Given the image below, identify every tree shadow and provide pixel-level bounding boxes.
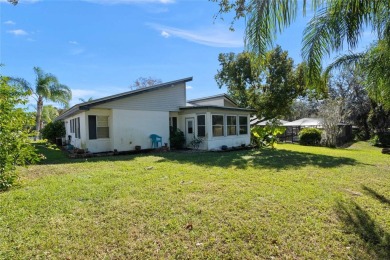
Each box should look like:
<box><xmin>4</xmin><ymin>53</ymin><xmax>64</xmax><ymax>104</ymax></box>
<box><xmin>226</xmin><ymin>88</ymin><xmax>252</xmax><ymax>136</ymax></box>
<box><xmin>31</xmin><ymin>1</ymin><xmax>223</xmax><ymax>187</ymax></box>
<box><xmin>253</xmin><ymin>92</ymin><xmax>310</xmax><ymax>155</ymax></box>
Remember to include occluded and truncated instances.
<box><xmin>336</xmin><ymin>200</ymin><xmax>390</xmax><ymax>259</ymax></box>
<box><xmin>156</xmin><ymin>148</ymin><xmax>357</xmax><ymax>170</ymax></box>
<box><xmin>362</xmin><ymin>185</ymin><xmax>390</xmax><ymax>205</ymax></box>
<box><xmin>34</xmin><ymin>144</ymin><xmax>141</xmax><ymax>165</ymax></box>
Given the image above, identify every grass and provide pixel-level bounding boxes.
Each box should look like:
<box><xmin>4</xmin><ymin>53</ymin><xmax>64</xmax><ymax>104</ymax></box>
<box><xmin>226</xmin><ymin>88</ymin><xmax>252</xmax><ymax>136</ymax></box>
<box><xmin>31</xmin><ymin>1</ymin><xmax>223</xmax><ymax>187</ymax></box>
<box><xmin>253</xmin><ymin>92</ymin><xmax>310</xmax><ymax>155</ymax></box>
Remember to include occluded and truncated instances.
<box><xmin>0</xmin><ymin>142</ymin><xmax>389</xmax><ymax>259</ymax></box>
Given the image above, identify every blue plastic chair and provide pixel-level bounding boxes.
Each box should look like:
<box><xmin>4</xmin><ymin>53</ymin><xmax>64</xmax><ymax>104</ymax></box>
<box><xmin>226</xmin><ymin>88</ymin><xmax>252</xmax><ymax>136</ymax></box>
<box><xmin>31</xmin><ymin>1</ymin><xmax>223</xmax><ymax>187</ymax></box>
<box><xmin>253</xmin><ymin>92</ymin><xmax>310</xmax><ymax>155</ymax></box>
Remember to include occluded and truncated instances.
<box><xmin>150</xmin><ymin>134</ymin><xmax>162</xmax><ymax>148</ymax></box>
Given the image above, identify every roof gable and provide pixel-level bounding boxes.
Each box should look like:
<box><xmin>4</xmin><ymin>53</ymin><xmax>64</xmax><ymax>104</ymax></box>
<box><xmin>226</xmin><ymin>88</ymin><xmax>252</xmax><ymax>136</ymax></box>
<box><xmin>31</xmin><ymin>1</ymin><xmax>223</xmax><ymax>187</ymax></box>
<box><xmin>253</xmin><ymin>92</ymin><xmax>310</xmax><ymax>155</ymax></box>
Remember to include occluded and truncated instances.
<box><xmin>187</xmin><ymin>94</ymin><xmax>238</xmax><ymax>108</ymax></box>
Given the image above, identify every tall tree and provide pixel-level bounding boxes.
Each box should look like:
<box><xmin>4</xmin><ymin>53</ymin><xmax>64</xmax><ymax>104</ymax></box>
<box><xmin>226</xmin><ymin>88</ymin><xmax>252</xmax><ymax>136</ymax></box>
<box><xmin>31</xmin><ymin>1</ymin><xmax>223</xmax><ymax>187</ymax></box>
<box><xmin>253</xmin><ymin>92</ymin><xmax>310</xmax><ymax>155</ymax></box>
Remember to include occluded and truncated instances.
<box><xmin>130</xmin><ymin>77</ymin><xmax>162</xmax><ymax>90</ymax></box>
<box><xmin>215</xmin><ymin>52</ymin><xmax>260</xmax><ymax>107</ymax></box>
<box><xmin>212</xmin><ymin>0</ymin><xmax>390</xmax><ymax>97</ymax></box>
<box><xmin>11</xmin><ymin>67</ymin><xmax>72</xmax><ymax>136</ymax></box>
<box><xmin>42</xmin><ymin>105</ymin><xmax>60</xmax><ymax>125</ymax></box>
<box><xmin>216</xmin><ymin>46</ymin><xmax>306</xmax><ymax>119</ymax></box>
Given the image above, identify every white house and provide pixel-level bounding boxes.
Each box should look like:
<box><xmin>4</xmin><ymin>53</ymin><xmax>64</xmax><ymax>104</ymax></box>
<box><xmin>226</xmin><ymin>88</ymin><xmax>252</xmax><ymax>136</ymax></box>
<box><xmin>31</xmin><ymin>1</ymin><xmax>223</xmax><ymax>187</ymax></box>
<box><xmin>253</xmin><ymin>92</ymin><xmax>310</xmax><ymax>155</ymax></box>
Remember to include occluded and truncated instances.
<box><xmin>55</xmin><ymin>77</ymin><xmax>254</xmax><ymax>153</ymax></box>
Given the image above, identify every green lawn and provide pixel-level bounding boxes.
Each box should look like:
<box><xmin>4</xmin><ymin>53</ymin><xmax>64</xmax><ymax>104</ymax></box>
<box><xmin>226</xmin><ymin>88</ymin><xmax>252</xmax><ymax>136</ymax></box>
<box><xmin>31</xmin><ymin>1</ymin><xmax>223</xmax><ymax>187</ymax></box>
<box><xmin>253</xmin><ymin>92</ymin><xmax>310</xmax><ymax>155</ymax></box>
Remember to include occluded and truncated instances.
<box><xmin>1</xmin><ymin>142</ymin><xmax>389</xmax><ymax>259</ymax></box>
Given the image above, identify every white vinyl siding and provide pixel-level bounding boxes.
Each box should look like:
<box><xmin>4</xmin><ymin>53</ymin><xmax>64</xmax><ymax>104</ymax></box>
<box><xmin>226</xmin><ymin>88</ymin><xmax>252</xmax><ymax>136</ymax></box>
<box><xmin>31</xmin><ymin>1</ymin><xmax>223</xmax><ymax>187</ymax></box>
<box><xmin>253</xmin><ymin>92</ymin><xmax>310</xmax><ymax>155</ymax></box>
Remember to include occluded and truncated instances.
<box><xmin>94</xmin><ymin>83</ymin><xmax>186</xmax><ymax>112</ymax></box>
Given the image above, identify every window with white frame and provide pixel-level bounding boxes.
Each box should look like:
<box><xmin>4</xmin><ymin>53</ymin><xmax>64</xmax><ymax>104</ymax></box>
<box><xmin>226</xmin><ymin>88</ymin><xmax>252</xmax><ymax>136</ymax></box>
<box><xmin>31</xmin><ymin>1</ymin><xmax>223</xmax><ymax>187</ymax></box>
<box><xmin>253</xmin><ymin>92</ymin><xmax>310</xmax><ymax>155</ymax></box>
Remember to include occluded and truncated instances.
<box><xmin>70</xmin><ymin>117</ymin><xmax>80</xmax><ymax>138</ymax></box>
<box><xmin>239</xmin><ymin>116</ymin><xmax>248</xmax><ymax>135</ymax></box>
<box><xmin>227</xmin><ymin>115</ymin><xmax>237</xmax><ymax>135</ymax></box>
<box><xmin>88</xmin><ymin>115</ymin><xmax>109</xmax><ymax>139</ymax></box>
<box><xmin>212</xmin><ymin>115</ymin><xmax>224</xmax><ymax>137</ymax></box>
<box><xmin>197</xmin><ymin>114</ymin><xmax>206</xmax><ymax>137</ymax></box>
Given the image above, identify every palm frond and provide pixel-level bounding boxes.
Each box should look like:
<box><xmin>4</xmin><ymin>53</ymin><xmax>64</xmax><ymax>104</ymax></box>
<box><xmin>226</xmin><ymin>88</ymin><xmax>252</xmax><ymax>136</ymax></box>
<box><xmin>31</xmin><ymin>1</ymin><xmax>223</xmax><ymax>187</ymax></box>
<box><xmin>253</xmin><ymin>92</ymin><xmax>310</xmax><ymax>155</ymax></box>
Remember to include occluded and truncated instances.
<box><xmin>245</xmin><ymin>0</ymin><xmax>300</xmax><ymax>57</ymax></box>
<box><xmin>324</xmin><ymin>52</ymin><xmax>366</xmax><ymax>77</ymax></box>
<box><xmin>48</xmin><ymin>84</ymin><xmax>72</xmax><ymax>106</ymax></box>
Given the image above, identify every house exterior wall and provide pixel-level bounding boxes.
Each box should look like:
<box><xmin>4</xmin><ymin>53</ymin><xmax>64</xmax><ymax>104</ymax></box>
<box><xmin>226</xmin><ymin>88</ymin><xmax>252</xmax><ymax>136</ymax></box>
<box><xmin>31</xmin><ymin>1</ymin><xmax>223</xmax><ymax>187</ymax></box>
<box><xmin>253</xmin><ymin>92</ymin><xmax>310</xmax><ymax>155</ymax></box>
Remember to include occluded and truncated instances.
<box><xmin>84</xmin><ymin>109</ymin><xmax>112</xmax><ymax>153</ymax></box>
<box><xmin>189</xmin><ymin>97</ymin><xmax>237</xmax><ymax>108</ymax></box>
<box><xmin>94</xmin><ymin>83</ymin><xmax>186</xmax><ymax>112</ymax></box>
<box><xmin>64</xmin><ymin>112</ymin><xmax>86</xmax><ymax>150</ymax></box>
<box><xmin>179</xmin><ymin>108</ymin><xmax>251</xmax><ymax>150</ymax></box>
<box><xmin>111</xmin><ymin>109</ymin><xmax>169</xmax><ymax>151</ymax></box>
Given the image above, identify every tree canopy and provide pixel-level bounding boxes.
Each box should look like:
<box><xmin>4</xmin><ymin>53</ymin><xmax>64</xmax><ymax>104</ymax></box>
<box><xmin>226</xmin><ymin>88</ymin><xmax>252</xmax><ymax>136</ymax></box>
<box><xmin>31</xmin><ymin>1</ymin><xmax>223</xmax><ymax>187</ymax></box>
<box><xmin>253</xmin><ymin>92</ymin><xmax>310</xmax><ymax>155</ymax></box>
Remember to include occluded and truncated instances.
<box><xmin>216</xmin><ymin>46</ymin><xmax>307</xmax><ymax>120</ymax></box>
<box><xmin>212</xmin><ymin>0</ymin><xmax>390</xmax><ymax>107</ymax></box>
<box><xmin>11</xmin><ymin>67</ymin><xmax>71</xmax><ymax>136</ymax></box>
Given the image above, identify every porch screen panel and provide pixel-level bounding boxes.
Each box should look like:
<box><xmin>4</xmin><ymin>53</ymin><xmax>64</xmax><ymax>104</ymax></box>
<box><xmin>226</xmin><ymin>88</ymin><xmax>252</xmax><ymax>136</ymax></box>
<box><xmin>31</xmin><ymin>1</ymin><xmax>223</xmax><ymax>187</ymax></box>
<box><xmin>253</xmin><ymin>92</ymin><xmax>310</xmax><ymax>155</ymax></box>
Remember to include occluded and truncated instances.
<box><xmin>239</xmin><ymin>116</ymin><xmax>248</xmax><ymax>135</ymax></box>
<box><xmin>197</xmin><ymin>115</ymin><xmax>205</xmax><ymax>137</ymax></box>
<box><xmin>76</xmin><ymin>117</ymin><xmax>81</xmax><ymax>138</ymax></box>
<box><xmin>88</xmin><ymin>115</ymin><xmax>97</xmax><ymax>140</ymax></box>
<box><xmin>212</xmin><ymin>115</ymin><xmax>224</xmax><ymax>137</ymax></box>
<box><xmin>227</xmin><ymin>116</ymin><xmax>237</xmax><ymax>135</ymax></box>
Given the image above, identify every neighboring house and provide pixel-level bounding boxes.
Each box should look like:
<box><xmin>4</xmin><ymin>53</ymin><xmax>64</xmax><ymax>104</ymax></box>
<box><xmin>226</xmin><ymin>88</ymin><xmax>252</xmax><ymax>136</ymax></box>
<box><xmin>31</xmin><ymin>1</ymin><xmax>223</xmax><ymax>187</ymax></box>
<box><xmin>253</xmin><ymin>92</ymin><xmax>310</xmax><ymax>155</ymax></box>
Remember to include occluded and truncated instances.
<box><xmin>282</xmin><ymin>117</ymin><xmax>353</xmax><ymax>143</ymax></box>
<box><xmin>250</xmin><ymin>117</ymin><xmax>290</xmax><ymax>127</ymax></box>
<box><xmin>55</xmin><ymin>77</ymin><xmax>254</xmax><ymax>153</ymax></box>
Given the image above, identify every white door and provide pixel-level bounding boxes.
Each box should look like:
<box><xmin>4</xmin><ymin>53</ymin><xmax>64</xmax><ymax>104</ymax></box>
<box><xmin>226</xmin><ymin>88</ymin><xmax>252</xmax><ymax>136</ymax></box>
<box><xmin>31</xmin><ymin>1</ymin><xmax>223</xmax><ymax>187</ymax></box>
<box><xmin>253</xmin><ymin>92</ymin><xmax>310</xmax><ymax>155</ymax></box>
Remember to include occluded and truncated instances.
<box><xmin>185</xmin><ymin>118</ymin><xmax>195</xmax><ymax>146</ymax></box>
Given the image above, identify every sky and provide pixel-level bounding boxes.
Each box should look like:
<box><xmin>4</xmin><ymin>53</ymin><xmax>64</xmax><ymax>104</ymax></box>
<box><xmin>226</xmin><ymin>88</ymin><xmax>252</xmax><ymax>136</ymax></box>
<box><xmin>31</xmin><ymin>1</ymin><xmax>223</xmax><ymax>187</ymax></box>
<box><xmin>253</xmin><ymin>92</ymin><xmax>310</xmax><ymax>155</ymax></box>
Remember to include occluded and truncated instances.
<box><xmin>0</xmin><ymin>0</ymin><xmax>375</xmax><ymax>109</ymax></box>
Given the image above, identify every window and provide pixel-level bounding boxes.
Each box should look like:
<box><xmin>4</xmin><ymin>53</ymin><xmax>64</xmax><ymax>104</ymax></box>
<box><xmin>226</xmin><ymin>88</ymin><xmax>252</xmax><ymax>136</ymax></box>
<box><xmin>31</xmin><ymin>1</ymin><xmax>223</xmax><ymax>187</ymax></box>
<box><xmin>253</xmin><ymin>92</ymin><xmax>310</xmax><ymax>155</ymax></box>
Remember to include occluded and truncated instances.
<box><xmin>197</xmin><ymin>115</ymin><xmax>206</xmax><ymax>137</ymax></box>
<box><xmin>97</xmin><ymin>116</ymin><xmax>109</xmax><ymax>138</ymax></box>
<box><xmin>239</xmin><ymin>116</ymin><xmax>248</xmax><ymax>135</ymax></box>
<box><xmin>76</xmin><ymin>117</ymin><xmax>80</xmax><ymax>138</ymax></box>
<box><xmin>88</xmin><ymin>115</ymin><xmax>109</xmax><ymax>139</ymax></box>
<box><xmin>169</xmin><ymin>117</ymin><xmax>177</xmax><ymax>135</ymax></box>
<box><xmin>227</xmin><ymin>116</ymin><xmax>237</xmax><ymax>135</ymax></box>
<box><xmin>212</xmin><ymin>115</ymin><xmax>224</xmax><ymax>137</ymax></box>
<box><xmin>70</xmin><ymin>119</ymin><xmax>74</xmax><ymax>133</ymax></box>
<box><xmin>187</xmin><ymin>120</ymin><xmax>193</xmax><ymax>134</ymax></box>
<box><xmin>70</xmin><ymin>117</ymin><xmax>80</xmax><ymax>138</ymax></box>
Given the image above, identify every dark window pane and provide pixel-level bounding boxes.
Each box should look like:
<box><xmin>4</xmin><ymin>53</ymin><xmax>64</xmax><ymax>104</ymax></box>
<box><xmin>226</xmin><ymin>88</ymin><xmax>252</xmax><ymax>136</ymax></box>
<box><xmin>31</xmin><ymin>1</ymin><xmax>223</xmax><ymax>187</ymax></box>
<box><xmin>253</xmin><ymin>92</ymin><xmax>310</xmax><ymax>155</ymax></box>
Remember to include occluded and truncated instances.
<box><xmin>88</xmin><ymin>115</ymin><xmax>97</xmax><ymax>140</ymax></box>
<box><xmin>239</xmin><ymin>126</ymin><xmax>248</xmax><ymax>135</ymax></box>
<box><xmin>212</xmin><ymin>115</ymin><xmax>223</xmax><ymax>125</ymax></box>
<box><xmin>227</xmin><ymin>126</ymin><xmax>237</xmax><ymax>135</ymax></box>
<box><xmin>239</xmin><ymin>116</ymin><xmax>248</xmax><ymax>125</ymax></box>
<box><xmin>172</xmin><ymin>117</ymin><xmax>177</xmax><ymax>130</ymax></box>
<box><xmin>227</xmin><ymin>116</ymin><xmax>236</xmax><ymax>125</ymax></box>
<box><xmin>197</xmin><ymin>115</ymin><xmax>205</xmax><ymax>125</ymax></box>
<box><xmin>188</xmin><ymin>120</ymin><xmax>193</xmax><ymax>134</ymax></box>
<box><xmin>213</xmin><ymin>126</ymin><xmax>224</xmax><ymax>136</ymax></box>
<box><xmin>198</xmin><ymin>126</ymin><xmax>205</xmax><ymax>137</ymax></box>
<box><xmin>77</xmin><ymin>117</ymin><xmax>80</xmax><ymax>138</ymax></box>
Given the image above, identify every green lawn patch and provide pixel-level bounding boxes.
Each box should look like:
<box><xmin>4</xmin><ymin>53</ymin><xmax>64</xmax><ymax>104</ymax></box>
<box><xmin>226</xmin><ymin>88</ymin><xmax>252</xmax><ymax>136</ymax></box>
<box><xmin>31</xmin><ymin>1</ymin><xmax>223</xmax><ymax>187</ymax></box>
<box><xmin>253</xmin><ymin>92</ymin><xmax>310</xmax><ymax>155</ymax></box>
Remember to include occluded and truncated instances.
<box><xmin>1</xmin><ymin>142</ymin><xmax>389</xmax><ymax>259</ymax></box>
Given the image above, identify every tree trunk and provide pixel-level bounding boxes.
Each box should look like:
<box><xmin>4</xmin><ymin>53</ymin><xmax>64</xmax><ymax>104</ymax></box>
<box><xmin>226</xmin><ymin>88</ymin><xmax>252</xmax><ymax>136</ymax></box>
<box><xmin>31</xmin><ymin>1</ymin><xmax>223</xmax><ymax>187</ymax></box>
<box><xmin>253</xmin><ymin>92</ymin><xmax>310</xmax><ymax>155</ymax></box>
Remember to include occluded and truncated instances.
<box><xmin>36</xmin><ymin>96</ymin><xmax>43</xmax><ymax>139</ymax></box>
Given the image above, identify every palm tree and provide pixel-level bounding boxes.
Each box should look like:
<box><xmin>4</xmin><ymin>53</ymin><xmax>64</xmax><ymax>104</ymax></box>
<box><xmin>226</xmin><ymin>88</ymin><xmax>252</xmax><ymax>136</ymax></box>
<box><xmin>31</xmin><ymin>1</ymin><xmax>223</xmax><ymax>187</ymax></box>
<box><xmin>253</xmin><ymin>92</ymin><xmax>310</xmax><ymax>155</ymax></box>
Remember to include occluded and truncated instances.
<box><xmin>11</xmin><ymin>67</ymin><xmax>72</xmax><ymax>136</ymax></box>
<box><xmin>214</xmin><ymin>0</ymin><xmax>390</xmax><ymax>92</ymax></box>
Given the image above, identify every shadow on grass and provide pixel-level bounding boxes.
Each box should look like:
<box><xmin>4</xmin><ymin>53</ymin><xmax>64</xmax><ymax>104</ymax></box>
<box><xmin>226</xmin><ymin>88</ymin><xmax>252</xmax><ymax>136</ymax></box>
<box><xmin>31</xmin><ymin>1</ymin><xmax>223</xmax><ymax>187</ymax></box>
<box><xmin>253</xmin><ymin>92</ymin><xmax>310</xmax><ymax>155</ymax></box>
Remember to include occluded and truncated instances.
<box><xmin>156</xmin><ymin>148</ymin><xmax>358</xmax><ymax>170</ymax></box>
<box><xmin>362</xmin><ymin>185</ymin><xmax>390</xmax><ymax>205</ymax></box>
<box><xmin>336</xmin><ymin>200</ymin><xmax>390</xmax><ymax>259</ymax></box>
<box><xmin>36</xmin><ymin>144</ymin><xmax>357</xmax><ymax>171</ymax></box>
<box><xmin>34</xmin><ymin>144</ymin><xmax>140</xmax><ymax>165</ymax></box>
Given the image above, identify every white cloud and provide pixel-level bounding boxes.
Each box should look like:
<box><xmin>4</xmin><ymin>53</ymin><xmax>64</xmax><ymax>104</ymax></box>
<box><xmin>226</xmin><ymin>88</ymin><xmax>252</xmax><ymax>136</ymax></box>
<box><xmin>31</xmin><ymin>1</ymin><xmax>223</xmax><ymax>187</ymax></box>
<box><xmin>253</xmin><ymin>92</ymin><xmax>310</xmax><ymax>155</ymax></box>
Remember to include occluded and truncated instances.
<box><xmin>149</xmin><ymin>23</ymin><xmax>244</xmax><ymax>48</ymax></box>
<box><xmin>69</xmin><ymin>40</ymin><xmax>79</xmax><ymax>45</ymax></box>
<box><xmin>186</xmin><ymin>85</ymin><xmax>193</xmax><ymax>90</ymax></box>
<box><xmin>7</xmin><ymin>29</ymin><xmax>28</xmax><ymax>36</ymax></box>
<box><xmin>161</xmin><ymin>30</ymin><xmax>170</xmax><ymax>38</ymax></box>
<box><xmin>4</xmin><ymin>20</ymin><xmax>15</xmax><ymax>25</ymax></box>
<box><xmin>69</xmin><ymin>48</ymin><xmax>85</xmax><ymax>55</ymax></box>
<box><xmin>82</xmin><ymin>0</ymin><xmax>174</xmax><ymax>4</ymax></box>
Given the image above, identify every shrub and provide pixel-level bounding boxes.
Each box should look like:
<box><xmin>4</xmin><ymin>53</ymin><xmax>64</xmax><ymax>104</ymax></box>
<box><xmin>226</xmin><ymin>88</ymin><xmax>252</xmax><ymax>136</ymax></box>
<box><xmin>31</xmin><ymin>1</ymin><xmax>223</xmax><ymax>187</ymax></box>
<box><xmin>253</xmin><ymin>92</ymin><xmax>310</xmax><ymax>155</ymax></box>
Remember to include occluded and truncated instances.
<box><xmin>299</xmin><ymin>128</ymin><xmax>322</xmax><ymax>146</ymax></box>
<box><xmin>371</xmin><ymin>132</ymin><xmax>390</xmax><ymax>147</ymax></box>
<box><xmin>41</xmin><ymin>120</ymin><xmax>66</xmax><ymax>144</ymax></box>
<box><xmin>1</xmin><ymin>78</ymin><xmax>39</xmax><ymax>191</ymax></box>
<box><xmin>251</xmin><ymin>119</ymin><xmax>286</xmax><ymax>149</ymax></box>
<box><xmin>169</xmin><ymin>129</ymin><xmax>185</xmax><ymax>149</ymax></box>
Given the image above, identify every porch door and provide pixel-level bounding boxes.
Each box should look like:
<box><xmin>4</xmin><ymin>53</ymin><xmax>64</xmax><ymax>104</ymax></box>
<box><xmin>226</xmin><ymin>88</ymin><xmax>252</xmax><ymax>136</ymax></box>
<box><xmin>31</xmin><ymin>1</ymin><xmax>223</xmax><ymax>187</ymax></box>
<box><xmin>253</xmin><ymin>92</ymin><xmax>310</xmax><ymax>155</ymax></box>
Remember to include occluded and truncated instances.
<box><xmin>185</xmin><ymin>118</ymin><xmax>195</xmax><ymax>146</ymax></box>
